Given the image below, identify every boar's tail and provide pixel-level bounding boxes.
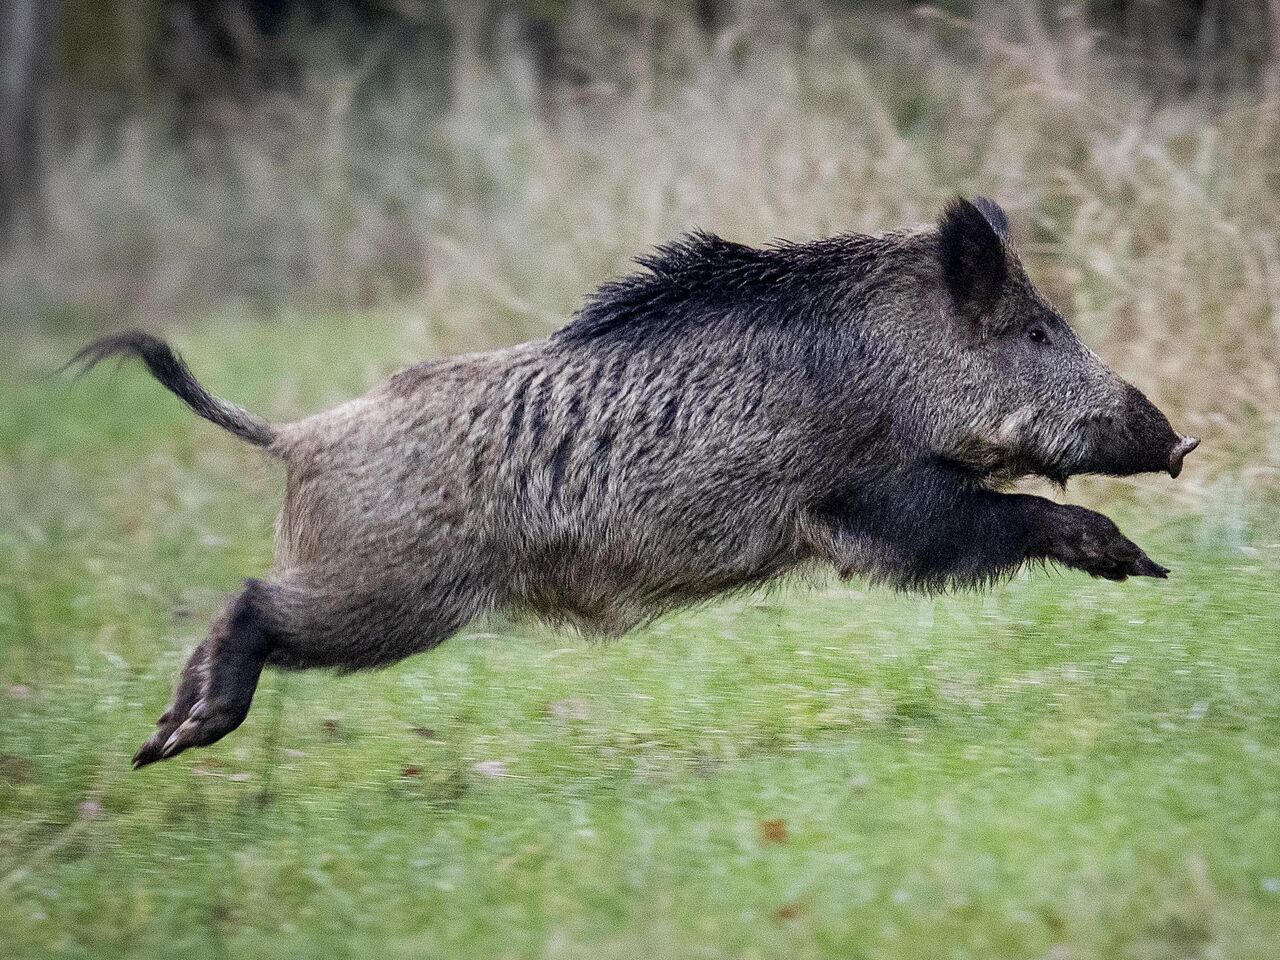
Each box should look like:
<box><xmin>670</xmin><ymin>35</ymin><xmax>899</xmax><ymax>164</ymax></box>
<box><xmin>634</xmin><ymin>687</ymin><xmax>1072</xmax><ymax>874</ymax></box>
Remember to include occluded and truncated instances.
<box><xmin>66</xmin><ymin>330</ymin><xmax>277</xmax><ymax>449</ymax></box>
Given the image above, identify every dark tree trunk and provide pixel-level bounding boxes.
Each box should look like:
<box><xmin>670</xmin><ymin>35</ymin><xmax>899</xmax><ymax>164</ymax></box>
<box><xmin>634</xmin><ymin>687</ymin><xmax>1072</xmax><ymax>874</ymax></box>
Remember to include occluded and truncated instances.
<box><xmin>0</xmin><ymin>0</ymin><xmax>59</xmax><ymax>251</ymax></box>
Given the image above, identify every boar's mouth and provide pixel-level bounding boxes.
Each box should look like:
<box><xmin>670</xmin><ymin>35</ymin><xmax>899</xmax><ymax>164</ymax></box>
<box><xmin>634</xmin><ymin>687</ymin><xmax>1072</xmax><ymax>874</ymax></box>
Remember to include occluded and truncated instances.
<box><xmin>937</xmin><ymin>420</ymin><xmax>1068</xmax><ymax>486</ymax></box>
<box><xmin>941</xmin><ymin>398</ymin><xmax>1198</xmax><ymax>485</ymax></box>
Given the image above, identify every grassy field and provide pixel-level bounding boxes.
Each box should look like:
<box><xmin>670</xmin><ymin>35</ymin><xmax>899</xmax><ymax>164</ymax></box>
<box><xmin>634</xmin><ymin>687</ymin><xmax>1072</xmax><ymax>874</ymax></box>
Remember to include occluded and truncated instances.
<box><xmin>1</xmin><ymin>317</ymin><xmax>1278</xmax><ymax>959</ymax></box>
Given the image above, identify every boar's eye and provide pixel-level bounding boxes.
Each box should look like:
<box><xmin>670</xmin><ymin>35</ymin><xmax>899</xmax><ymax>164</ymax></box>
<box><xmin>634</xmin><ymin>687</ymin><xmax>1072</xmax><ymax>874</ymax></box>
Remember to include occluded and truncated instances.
<box><xmin>1028</xmin><ymin>327</ymin><xmax>1049</xmax><ymax>345</ymax></box>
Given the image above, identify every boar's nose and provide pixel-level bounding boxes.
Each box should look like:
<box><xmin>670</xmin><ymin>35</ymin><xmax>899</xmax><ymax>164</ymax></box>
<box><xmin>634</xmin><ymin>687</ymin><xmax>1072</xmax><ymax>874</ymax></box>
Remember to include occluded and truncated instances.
<box><xmin>1168</xmin><ymin>436</ymin><xmax>1199</xmax><ymax>478</ymax></box>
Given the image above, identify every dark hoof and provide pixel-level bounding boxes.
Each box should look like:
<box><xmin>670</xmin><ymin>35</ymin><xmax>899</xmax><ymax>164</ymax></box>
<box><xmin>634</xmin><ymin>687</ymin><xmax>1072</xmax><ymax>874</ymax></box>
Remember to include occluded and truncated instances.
<box><xmin>132</xmin><ymin>735</ymin><xmax>169</xmax><ymax>769</ymax></box>
<box><xmin>1131</xmin><ymin>553</ymin><xmax>1169</xmax><ymax>579</ymax></box>
<box><xmin>133</xmin><ymin>696</ymin><xmax>250</xmax><ymax>769</ymax></box>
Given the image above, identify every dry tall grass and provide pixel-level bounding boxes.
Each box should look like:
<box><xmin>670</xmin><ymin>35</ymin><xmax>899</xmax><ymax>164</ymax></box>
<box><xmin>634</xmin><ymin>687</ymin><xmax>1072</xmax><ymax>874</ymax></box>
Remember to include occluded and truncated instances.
<box><xmin>3</xmin><ymin>7</ymin><xmax>1277</xmax><ymax>496</ymax></box>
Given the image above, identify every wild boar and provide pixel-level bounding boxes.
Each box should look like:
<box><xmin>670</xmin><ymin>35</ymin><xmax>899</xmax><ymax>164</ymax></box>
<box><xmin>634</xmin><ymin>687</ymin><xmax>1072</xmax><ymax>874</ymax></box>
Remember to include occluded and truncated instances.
<box><xmin>71</xmin><ymin>197</ymin><xmax>1198</xmax><ymax>767</ymax></box>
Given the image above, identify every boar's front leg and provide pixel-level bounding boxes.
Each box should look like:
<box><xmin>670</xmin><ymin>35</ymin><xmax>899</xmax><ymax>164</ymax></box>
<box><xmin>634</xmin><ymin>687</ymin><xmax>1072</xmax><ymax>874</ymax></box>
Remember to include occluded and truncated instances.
<box><xmin>1027</xmin><ymin>500</ymin><xmax>1168</xmax><ymax>582</ymax></box>
<box><xmin>808</xmin><ymin>477</ymin><xmax>1166</xmax><ymax>588</ymax></box>
<box><xmin>936</xmin><ymin>492</ymin><xmax>1169</xmax><ymax>584</ymax></box>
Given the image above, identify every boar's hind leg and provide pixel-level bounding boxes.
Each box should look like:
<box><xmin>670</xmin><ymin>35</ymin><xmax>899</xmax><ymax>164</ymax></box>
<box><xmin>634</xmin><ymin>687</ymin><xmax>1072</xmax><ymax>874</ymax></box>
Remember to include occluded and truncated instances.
<box><xmin>133</xmin><ymin>580</ymin><xmax>276</xmax><ymax>768</ymax></box>
<box><xmin>260</xmin><ymin>572</ymin><xmax>484</xmax><ymax>672</ymax></box>
<box><xmin>132</xmin><ymin>572</ymin><xmax>486</xmax><ymax>767</ymax></box>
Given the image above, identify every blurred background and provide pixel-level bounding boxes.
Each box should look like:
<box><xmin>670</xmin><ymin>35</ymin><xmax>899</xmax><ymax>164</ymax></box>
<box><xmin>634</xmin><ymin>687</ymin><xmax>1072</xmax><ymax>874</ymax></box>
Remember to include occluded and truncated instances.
<box><xmin>2</xmin><ymin>1</ymin><xmax>1278</xmax><ymax>502</ymax></box>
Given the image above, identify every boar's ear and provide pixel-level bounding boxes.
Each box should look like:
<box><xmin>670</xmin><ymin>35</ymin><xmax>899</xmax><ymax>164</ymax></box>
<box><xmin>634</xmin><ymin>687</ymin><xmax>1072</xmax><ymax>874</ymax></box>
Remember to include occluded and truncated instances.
<box><xmin>937</xmin><ymin>197</ymin><xmax>1009</xmax><ymax>328</ymax></box>
<box><xmin>970</xmin><ymin>196</ymin><xmax>1009</xmax><ymax>238</ymax></box>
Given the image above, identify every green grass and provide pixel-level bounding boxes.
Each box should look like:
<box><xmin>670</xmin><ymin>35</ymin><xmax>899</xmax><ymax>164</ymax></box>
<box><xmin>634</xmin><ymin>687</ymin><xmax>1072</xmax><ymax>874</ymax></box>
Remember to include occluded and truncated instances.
<box><xmin>2</xmin><ymin>318</ymin><xmax>1279</xmax><ymax>960</ymax></box>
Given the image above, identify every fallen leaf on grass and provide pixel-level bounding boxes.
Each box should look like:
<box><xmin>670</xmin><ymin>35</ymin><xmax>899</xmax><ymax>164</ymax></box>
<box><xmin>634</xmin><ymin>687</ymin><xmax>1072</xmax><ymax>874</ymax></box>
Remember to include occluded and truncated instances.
<box><xmin>776</xmin><ymin>902</ymin><xmax>804</xmax><ymax>921</ymax></box>
<box><xmin>211</xmin><ymin>903</ymin><xmax>240</xmax><ymax>929</ymax></box>
<box><xmin>760</xmin><ymin>819</ymin><xmax>787</xmax><ymax>843</ymax></box>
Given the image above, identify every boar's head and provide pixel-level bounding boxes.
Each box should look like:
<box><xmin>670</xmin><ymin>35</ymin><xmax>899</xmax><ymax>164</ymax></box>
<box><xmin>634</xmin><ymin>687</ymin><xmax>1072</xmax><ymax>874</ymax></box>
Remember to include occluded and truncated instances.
<box><xmin>923</xmin><ymin>197</ymin><xmax>1197</xmax><ymax>484</ymax></box>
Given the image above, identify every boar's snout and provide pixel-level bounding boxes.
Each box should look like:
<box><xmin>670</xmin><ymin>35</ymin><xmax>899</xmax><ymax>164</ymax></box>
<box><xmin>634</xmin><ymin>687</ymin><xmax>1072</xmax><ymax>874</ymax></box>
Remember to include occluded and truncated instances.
<box><xmin>1167</xmin><ymin>435</ymin><xmax>1199</xmax><ymax>478</ymax></box>
<box><xmin>1082</xmin><ymin>384</ymin><xmax>1196</xmax><ymax>479</ymax></box>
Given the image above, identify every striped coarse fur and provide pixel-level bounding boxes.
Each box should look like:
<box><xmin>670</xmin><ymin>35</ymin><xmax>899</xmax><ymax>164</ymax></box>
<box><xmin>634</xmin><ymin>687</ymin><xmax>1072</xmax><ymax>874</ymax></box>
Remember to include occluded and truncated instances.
<box><xmin>72</xmin><ymin>198</ymin><xmax>1197</xmax><ymax>769</ymax></box>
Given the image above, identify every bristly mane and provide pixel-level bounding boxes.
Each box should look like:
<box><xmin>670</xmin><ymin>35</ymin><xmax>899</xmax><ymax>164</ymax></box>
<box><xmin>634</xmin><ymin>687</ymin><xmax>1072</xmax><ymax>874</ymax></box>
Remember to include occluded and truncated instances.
<box><xmin>553</xmin><ymin>229</ymin><xmax>888</xmax><ymax>345</ymax></box>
